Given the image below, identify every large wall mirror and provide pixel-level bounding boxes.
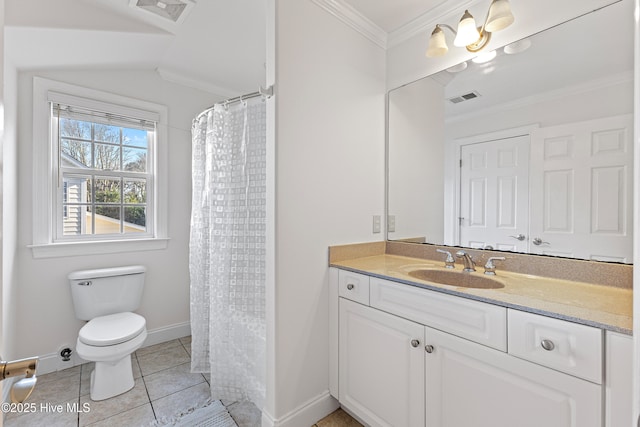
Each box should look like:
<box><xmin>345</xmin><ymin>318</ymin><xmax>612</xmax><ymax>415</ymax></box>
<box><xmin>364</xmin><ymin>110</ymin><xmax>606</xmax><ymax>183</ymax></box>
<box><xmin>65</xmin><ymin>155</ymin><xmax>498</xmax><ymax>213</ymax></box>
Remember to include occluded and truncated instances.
<box><xmin>387</xmin><ymin>0</ymin><xmax>633</xmax><ymax>263</ymax></box>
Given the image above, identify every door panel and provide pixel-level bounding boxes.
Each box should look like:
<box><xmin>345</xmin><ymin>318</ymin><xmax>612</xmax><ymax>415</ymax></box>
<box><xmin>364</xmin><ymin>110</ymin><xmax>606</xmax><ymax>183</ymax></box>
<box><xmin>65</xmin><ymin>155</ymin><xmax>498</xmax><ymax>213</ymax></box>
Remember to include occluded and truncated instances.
<box><xmin>529</xmin><ymin>114</ymin><xmax>633</xmax><ymax>262</ymax></box>
<box><xmin>459</xmin><ymin>136</ymin><xmax>529</xmax><ymax>251</ymax></box>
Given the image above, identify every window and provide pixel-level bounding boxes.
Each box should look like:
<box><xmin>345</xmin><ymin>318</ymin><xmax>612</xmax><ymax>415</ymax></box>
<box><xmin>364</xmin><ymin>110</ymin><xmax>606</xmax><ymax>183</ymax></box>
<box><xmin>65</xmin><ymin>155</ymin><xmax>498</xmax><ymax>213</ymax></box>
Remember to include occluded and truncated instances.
<box><xmin>54</xmin><ymin>103</ymin><xmax>153</xmax><ymax>239</ymax></box>
<box><xmin>31</xmin><ymin>77</ymin><xmax>168</xmax><ymax>258</ymax></box>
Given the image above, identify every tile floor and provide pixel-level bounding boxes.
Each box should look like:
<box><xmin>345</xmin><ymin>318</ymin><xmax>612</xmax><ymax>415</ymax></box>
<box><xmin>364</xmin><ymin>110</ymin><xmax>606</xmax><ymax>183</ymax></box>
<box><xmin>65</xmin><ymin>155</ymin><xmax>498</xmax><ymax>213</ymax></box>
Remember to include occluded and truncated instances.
<box><xmin>3</xmin><ymin>335</ymin><xmax>362</xmax><ymax>427</ymax></box>
<box><xmin>4</xmin><ymin>336</ymin><xmax>261</xmax><ymax>427</ymax></box>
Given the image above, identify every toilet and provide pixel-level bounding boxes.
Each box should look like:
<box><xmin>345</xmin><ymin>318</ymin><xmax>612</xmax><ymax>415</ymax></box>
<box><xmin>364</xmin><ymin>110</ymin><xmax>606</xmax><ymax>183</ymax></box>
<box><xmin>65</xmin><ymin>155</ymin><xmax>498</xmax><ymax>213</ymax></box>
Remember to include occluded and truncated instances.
<box><xmin>68</xmin><ymin>265</ymin><xmax>147</xmax><ymax>401</ymax></box>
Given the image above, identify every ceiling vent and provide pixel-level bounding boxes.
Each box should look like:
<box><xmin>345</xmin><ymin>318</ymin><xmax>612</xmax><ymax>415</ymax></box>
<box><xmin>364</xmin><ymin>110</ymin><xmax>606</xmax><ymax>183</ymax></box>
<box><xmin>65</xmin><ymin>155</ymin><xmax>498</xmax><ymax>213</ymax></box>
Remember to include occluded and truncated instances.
<box><xmin>130</xmin><ymin>0</ymin><xmax>195</xmax><ymax>24</ymax></box>
<box><xmin>448</xmin><ymin>91</ymin><xmax>481</xmax><ymax>104</ymax></box>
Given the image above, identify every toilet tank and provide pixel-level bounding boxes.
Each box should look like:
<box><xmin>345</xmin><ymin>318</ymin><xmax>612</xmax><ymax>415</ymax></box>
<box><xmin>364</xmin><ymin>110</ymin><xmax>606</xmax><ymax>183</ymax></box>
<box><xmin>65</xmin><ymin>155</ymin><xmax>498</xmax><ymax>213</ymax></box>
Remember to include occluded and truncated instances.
<box><xmin>68</xmin><ymin>265</ymin><xmax>146</xmax><ymax>321</ymax></box>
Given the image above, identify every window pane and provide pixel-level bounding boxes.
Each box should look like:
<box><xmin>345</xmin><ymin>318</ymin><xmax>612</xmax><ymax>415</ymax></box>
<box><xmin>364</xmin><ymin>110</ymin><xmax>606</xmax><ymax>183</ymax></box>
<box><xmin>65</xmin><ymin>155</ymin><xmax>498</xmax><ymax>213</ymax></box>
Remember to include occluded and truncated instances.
<box><xmin>124</xmin><ymin>207</ymin><xmax>146</xmax><ymax>233</ymax></box>
<box><xmin>61</xmin><ymin>139</ymin><xmax>92</xmax><ymax>168</ymax></box>
<box><xmin>60</xmin><ymin>118</ymin><xmax>91</xmax><ymax>140</ymax></box>
<box><xmin>94</xmin><ymin>178</ymin><xmax>121</xmax><ymax>203</ymax></box>
<box><xmin>62</xmin><ymin>204</ymin><xmax>87</xmax><ymax>236</ymax></box>
<box><xmin>124</xmin><ymin>179</ymin><xmax>146</xmax><ymax>203</ymax></box>
<box><xmin>123</xmin><ymin>128</ymin><xmax>148</xmax><ymax>148</ymax></box>
<box><xmin>94</xmin><ymin>143</ymin><xmax>121</xmax><ymax>171</ymax></box>
<box><xmin>123</xmin><ymin>147</ymin><xmax>147</xmax><ymax>172</ymax></box>
<box><xmin>62</xmin><ymin>174</ymin><xmax>91</xmax><ymax>204</ymax></box>
<box><xmin>93</xmin><ymin>205</ymin><xmax>121</xmax><ymax>234</ymax></box>
<box><xmin>94</xmin><ymin>124</ymin><xmax>121</xmax><ymax>144</ymax></box>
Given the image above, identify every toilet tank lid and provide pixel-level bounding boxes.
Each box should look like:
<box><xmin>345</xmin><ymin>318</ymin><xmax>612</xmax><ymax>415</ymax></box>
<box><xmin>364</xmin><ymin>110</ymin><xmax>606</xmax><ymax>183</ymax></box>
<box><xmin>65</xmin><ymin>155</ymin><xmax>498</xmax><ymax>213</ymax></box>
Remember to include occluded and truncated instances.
<box><xmin>68</xmin><ymin>265</ymin><xmax>146</xmax><ymax>280</ymax></box>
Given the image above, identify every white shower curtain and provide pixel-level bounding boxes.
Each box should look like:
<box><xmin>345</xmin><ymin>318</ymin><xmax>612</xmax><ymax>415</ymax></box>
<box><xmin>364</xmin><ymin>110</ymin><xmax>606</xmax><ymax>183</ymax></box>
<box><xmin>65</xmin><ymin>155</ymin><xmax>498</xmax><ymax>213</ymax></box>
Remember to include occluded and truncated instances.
<box><xmin>189</xmin><ymin>97</ymin><xmax>266</xmax><ymax>408</ymax></box>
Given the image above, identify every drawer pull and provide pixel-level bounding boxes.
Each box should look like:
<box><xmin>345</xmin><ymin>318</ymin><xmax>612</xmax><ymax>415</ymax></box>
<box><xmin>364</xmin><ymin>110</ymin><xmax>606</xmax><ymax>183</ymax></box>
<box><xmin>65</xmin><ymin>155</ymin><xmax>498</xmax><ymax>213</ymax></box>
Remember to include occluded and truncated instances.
<box><xmin>410</xmin><ymin>339</ymin><xmax>420</xmax><ymax>348</ymax></box>
<box><xmin>346</xmin><ymin>283</ymin><xmax>355</xmax><ymax>290</ymax></box>
<box><xmin>540</xmin><ymin>339</ymin><xmax>555</xmax><ymax>351</ymax></box>
<box><xmin>425</xmin><ymin>345</ymin><xmax>435</xmax><ymax>353</ymax></box>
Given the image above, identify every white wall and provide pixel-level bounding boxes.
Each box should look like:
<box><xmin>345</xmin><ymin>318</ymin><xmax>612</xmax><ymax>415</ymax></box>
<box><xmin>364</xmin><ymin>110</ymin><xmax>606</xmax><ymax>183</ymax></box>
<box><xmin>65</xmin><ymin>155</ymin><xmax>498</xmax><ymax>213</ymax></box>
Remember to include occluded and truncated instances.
<box><xmin>265</xmin><ymin>0</ymin><xmax>386</xmax><ymax>425</ymax></box>
<box><xmin>11</xmin><ymin>69</ymin><xmax>218</xmax><ymax>371</ymax></box>
<box><xmin>388</xmin><ymin>77</ymin><xmax>444</xmax><ymax>242</ymax></box>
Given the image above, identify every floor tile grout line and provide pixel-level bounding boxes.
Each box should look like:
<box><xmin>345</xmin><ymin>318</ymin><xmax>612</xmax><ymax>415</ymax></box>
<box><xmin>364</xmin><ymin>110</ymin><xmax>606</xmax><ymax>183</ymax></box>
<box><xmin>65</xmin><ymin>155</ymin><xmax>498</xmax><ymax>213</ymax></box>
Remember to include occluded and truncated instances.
<box><xmin>136</xmin><ymin>353</ymin><xmax>159</xmax><ymax>422</ymax></box>
<box><xmin>77</xmin><ymin>364</ymin><xmax>82</xmax><ymax>427</ymax></box>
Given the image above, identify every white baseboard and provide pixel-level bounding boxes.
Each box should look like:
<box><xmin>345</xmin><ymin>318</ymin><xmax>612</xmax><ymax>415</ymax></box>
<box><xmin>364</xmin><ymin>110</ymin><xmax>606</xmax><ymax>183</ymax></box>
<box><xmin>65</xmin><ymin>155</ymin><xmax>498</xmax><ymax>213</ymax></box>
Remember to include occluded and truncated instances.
<box><xmin>261</xmin><ymin>390</ymin><xmax>339</xmax><ymax>427</ymax></box>
<box><xmin>141</xmin><ymin>321</ymin><xmax>191</xmax><ymax>348</ymax></box>
<box><xmin>35</xmin><ymin>321</ymin><xmax>191</xmax><ymax>376</ymax></box>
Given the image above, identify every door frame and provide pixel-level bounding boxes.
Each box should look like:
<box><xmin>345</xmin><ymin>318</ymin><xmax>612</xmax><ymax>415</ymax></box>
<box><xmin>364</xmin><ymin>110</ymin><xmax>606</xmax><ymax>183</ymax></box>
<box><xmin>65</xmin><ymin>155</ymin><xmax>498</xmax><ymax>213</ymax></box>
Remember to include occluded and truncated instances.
<box><xmin>445</xmin><ymin>124</ymin><xmax>539</xmax><ymax>246</ymax></box>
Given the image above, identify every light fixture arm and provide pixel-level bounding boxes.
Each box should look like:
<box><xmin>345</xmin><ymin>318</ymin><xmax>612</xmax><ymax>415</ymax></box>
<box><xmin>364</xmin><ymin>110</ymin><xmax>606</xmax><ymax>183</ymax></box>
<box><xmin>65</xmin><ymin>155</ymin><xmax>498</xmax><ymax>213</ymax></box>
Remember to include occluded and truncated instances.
<box><xmin>436</xmin><ymin>23</ymin><xmax>458</xmax><ymax>36</ymax></box>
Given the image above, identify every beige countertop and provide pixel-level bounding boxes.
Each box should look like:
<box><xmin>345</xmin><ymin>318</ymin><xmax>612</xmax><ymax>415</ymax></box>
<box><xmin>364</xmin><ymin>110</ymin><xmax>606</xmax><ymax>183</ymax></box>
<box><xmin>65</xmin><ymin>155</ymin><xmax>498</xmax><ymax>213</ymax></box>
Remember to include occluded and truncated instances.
<box><xmin>330</xmin><ymin>253</ymin><xmax>632</xmax><ymax>334</ymax></box>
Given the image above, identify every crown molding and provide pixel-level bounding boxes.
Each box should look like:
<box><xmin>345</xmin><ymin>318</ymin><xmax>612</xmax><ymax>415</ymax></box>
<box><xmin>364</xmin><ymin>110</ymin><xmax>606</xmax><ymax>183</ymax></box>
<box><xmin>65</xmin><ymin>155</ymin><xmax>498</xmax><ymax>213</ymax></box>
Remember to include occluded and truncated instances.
<box><xmin>310</xmin><ymin>0</ymin><xmax>387</xmax><ymax>49</ymax></box>
<box><xmin>311</xmin><ymin>0</ymin><xmax>482</xmax><ymax>50</ymax></box>
<box><xmin>387</xmin><ymin>0</ymin><xmax>477</xmax><ymax>48</ymax></box>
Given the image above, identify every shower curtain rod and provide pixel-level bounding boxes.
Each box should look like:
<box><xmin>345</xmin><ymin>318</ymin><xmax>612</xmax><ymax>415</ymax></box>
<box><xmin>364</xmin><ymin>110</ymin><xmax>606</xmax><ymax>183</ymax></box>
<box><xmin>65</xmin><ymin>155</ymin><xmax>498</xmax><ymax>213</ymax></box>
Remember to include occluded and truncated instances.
<box><xmin>196</xmin><ymin>85</ymin><xmax>274</xmax><ymax>120</ymax></box>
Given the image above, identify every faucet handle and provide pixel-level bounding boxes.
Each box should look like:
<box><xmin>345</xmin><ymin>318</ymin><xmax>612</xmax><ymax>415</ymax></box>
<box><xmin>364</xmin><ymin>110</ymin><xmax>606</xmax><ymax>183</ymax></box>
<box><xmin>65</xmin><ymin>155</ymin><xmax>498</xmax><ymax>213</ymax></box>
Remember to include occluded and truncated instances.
<box><xmin>436</xmin><ymin>249</ymin><xmax>455</xmax><ymax>268</ymax></box>
<box><xmin>484</xmin><ymin>256</ymin><xmax>506</xmax><ymax>275</ymax></box>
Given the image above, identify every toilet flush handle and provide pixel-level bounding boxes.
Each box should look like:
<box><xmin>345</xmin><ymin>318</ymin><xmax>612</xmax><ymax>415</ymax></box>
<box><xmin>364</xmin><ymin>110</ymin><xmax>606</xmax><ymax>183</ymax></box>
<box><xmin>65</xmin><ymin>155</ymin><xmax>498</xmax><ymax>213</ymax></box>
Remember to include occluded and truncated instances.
<box><xmin>78</xmin><ymin>281</ymin><xmax>92</xmax><ymax>286</ymax></box>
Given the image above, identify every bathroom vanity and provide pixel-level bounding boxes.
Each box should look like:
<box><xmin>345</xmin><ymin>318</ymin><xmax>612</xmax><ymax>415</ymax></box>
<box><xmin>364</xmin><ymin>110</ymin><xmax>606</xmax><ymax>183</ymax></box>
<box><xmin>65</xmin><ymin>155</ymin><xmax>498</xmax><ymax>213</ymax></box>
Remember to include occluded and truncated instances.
<box><xmin>328</xmin><ymin>242</ymin><xmax>632</xmax><ymax>427</ymax></box>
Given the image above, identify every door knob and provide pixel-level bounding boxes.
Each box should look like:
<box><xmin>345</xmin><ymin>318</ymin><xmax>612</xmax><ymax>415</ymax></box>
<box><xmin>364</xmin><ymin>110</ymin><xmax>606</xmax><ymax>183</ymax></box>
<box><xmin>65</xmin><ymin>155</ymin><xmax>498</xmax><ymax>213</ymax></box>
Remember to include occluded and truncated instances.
<box><xmin>532</xmin><ymin>237</ymin><xmax>550</xmax><ymax>246</ymax></box>
<box><xmin>425</xmin><ymin>345</ymin><xmax>435</xmax><ymax>353</ymax></box>
<box><xmin>410</xmin><ymin>339</ymin><xmax>420</xmax><ymax>348</ymax></box>
<box><xmin>509</xmin><ymin>234</ymin><xmax>526</xmax><ymax>241</ymax></box>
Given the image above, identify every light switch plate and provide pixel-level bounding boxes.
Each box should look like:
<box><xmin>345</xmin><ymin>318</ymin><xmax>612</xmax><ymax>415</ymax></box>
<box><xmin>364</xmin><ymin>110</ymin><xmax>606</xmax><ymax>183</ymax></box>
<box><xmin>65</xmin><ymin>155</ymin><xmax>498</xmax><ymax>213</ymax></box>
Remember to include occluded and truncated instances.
<box><xmin>373</xmin><ymin>215</ymin><xmax>381</xmax><ymax>233</ymax></box>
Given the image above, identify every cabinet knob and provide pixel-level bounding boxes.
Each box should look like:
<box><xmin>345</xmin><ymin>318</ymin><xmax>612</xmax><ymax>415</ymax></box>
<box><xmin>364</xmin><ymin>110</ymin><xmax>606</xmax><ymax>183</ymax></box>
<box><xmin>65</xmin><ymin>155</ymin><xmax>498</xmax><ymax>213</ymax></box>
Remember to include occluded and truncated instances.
<box><xmin>410</xmin><ymin>339</ymin><xmax>420</xmax><ymax>348</ymax></box>
<box><xmin>346</xmin><ymin>283</ymin><xmax>354</xmax><ymax>290</ymax></box>
<box><xmin>424</xmin><ymin>345</ymin><xmax>435</xmax><ymax>354</ymax></box>
<box><xmin>540</xmin><ymin>339</ymin><xmax>555</xmax><ymax>351</ymax></box>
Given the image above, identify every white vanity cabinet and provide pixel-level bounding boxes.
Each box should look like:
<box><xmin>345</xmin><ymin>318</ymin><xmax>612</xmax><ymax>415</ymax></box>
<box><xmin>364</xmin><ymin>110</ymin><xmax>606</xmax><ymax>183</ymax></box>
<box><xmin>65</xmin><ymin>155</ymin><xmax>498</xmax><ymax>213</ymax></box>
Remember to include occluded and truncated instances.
<box><xmin>330</xmin><ymin>268</ymin><xmax>627</xmax><ymax>427</ymax></box>
<box><xmin>339</xmin><ymin>298</ymin><xmax>425</xmax><ymax>427</ymax></box>
<box><xmin>425</xmin><ymin>326</ymin><xmax>601</xmax><ymax>427</ymax></box>
<box><xmin>605</xmin><ymin>331</ymin><xmax>633</xmax><ymax>427</ymax></box>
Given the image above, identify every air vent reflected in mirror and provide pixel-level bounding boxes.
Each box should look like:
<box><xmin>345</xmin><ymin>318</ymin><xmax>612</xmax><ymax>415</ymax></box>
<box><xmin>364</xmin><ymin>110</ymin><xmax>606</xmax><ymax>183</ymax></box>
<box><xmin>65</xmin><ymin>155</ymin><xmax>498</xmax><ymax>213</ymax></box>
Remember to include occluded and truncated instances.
<box><xmin>448</xmin><ymin>91</ymin><xmax>481</xmax><ymax>104</ymax></box>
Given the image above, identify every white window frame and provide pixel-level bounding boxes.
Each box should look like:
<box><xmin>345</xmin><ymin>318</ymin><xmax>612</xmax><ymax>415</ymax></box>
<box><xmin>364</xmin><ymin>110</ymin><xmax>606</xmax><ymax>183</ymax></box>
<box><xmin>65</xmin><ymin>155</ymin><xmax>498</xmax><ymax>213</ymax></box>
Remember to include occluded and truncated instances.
<box><xmin>30</xmin><ymin>77</ymin><xmax>169</xmax><ymax>258</ymax></box>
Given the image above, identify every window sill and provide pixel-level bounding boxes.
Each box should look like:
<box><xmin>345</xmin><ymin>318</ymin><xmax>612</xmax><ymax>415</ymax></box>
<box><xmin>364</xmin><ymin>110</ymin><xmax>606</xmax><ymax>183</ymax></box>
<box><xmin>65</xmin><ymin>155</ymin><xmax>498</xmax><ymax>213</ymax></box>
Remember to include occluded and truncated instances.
<box><xmin>29</xmin><ymin>238</ymin><xmax>170</xmax><ymax>259</ymax></box>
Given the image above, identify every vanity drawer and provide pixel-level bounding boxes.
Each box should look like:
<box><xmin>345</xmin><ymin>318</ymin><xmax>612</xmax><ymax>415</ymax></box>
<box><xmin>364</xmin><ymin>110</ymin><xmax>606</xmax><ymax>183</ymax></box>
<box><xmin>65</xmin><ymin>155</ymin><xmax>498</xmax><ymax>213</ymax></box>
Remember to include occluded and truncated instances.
<box><xmin>508</xmin><ymin>310</ymin><xmax>603</xmax><ymax>384</ymax></box>
<box><xmin>338</xmin><ymin>270</ymin><xmax>370</xmax><ymax>305</ymax></box>
<box><xmin>370</xmin><ymin>278</ymin><xmax>507</xmax><ymax>351</ymax></box>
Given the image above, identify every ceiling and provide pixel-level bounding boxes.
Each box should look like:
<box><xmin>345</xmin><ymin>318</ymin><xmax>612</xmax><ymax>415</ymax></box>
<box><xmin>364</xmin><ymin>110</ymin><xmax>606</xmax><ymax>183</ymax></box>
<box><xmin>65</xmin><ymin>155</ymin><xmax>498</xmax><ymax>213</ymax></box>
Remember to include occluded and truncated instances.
<box><xmin>4</xmin><ymin>0</ymin><xmax>451</xmax><ymax>98</ymax></box>
<box><xmin>5</xmin><ymin>0</ymin><xmax>627</xmax><ymax>103</ymax></box>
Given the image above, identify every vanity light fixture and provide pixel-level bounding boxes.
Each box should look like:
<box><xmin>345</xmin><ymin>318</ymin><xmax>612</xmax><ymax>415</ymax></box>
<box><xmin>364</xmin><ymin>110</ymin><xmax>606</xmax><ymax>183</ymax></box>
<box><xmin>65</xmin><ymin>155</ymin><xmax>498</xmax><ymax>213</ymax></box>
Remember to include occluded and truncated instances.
<box><xmin>426</xmin><ymin>0</ymin><xmax>515</xmax><ymax>58</ymax></box>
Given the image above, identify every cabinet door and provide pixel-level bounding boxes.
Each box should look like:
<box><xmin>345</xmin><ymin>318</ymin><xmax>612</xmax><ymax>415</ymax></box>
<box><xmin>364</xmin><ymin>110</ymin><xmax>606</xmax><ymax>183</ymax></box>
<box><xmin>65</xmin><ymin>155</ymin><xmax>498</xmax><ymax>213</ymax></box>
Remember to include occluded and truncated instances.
<box><xmin>339</xmin><ymin>298</ymin><xmax>425</xmax><ymax>427</ymax></box>
<box><xmin>605</xmin><ymin>331</ymin><xmax>632</xmax><ymax>427</ymax></box>
<box><xmin>425</xmin><ymin>327</ymin><xmax>601</xmax><ymax>427</ymax></box>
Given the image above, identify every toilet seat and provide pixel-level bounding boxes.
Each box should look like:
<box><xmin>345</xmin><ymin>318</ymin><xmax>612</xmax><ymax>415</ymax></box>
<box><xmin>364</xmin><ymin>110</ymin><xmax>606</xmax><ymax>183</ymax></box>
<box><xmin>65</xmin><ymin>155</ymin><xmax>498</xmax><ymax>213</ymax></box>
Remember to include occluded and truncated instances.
<box><xmin>79</xmin><ymin>312</ymin><xmax>146</xmax><ymax>347</ymax></box>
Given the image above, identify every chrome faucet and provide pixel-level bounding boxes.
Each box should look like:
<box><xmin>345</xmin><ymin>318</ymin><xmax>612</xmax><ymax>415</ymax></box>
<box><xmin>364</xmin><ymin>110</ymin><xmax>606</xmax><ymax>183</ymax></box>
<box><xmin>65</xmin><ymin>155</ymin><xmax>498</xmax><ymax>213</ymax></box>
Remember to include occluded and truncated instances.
<box><xmin>436</xmin><ymin>249</ymin><xmax>455</xmax><ymax>269</ymax></box>
<box><xmin>484</xmin><ymin>256</ymin><xmax>506</xmax><ymax>275</ymax></box>
<box><xmin>455</xmin><ymin>250</ymin><xmax>476</xmax><ymax>272</ymax></box>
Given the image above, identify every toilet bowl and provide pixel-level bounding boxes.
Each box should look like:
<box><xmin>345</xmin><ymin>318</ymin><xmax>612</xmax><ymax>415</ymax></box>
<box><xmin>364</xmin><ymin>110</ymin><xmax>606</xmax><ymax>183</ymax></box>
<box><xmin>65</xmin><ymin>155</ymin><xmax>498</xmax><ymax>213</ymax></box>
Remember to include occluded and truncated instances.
<box><xmin>75</xmin><ymin>312</ymin><xmax>147</xmax><ymax>400</ymax></box>
<box><xmin>68</xmin><ymin>266</ymin><xmax>147</xmax><ymax>401</ymax></box>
